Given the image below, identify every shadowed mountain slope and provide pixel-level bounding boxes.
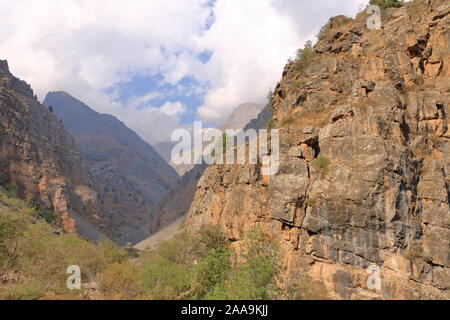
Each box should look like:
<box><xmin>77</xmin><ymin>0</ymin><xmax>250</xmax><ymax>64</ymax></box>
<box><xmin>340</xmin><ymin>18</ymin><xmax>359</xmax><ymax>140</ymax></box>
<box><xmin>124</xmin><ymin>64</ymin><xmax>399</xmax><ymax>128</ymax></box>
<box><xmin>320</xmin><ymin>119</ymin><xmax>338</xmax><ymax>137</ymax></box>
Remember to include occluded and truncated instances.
<box><xmin>43</xmin><ymin>92</ymin><xmax>179</xmax><ymax>243</ymax></box>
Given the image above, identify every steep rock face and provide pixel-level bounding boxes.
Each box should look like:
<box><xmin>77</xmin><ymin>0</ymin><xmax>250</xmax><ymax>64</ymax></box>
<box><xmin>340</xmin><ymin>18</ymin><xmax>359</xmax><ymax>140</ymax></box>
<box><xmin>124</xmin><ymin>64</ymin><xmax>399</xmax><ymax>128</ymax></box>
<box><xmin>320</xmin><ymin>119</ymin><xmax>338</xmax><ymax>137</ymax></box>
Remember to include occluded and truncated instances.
<box><xmin>43</xmin><ymin>92</ymin><xmax>179</xmax><ymax>244</ymax></box>
<box><xmin>147</xmin><ymin>164</ymin><xmax>206</xmax><ymax>234</ymax></box>
<box><xmin>0</xmin><ymin>61</ymin><xmax>106</xmax><ymax>239</ymax></box>
<box><xmin>186</xmin><ymin>0</ymin><xmax>450</xmax><ymax>299</ymax></box>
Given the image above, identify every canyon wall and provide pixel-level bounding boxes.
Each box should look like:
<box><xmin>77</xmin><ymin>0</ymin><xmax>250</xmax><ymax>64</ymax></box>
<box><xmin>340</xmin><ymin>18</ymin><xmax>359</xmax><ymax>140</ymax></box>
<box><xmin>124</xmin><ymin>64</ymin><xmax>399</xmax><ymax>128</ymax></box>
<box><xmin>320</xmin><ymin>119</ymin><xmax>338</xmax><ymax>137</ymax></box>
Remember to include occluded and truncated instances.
<box><xmin>186</xmin><ymin>0</ymin><xmax>450</xmax><ymax>299</ymax></box>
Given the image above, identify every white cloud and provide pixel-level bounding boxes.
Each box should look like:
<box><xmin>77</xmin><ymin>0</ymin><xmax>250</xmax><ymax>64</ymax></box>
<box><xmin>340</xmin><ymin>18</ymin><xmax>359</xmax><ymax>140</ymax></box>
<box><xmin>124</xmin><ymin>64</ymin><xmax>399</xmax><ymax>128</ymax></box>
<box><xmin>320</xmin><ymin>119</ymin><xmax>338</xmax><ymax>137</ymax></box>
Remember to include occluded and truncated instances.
<box><xmin>158</xmin><ymin>101</ymin><xmax>186</xmax><ymax>116</ymax></box>
<box><xmin>194</xmin><ymin>0</ymin><xmax>371</xmax><ymax>121</ymax></box>
<box><xmin>0</xmin><ymin>0</ymin><xmax>371</xmax><ymax>143</ymax></box>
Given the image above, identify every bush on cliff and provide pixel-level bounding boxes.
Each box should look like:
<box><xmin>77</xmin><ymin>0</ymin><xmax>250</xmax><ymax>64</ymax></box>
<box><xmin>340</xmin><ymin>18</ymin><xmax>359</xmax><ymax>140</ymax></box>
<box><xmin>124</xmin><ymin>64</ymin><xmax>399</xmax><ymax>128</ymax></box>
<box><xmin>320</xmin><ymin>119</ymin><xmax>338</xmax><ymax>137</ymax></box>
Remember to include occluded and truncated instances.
<box><xmin>369</xmin><ymin>0</ymin><xmax>404</xmax><ymax>9</ymax></box>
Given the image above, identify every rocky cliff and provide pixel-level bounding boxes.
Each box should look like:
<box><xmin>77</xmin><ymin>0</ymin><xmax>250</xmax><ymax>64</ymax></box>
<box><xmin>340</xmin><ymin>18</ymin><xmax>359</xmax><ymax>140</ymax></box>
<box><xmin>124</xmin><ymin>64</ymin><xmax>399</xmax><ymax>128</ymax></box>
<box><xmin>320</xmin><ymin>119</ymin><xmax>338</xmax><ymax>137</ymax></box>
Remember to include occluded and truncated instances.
<box><xmin>43</xmin><ymin>92</ymin><xmax>179</xmax><ymax>244</ymax></box>
<box><xmin>0</xmin><ymin>61</ymin><xmax>106</xmax><ymax>239</ymax></box>
<box><xmin>186</xmin><ymin>0</ymin><xmax>450</xmax><ymax>299</ymax></box>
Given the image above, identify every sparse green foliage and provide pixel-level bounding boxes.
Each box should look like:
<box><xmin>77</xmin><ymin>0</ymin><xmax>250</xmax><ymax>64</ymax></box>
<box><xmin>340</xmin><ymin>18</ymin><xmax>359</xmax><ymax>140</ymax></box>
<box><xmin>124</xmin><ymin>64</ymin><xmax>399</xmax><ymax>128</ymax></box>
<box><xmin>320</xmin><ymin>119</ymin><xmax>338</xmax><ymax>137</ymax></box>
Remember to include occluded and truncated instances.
<box><xmin>369</xmin><ymin>0</ymin><xmax>404</xmax><ymax>9</ymax></box>
<box><xmin>140</xmin><ymin>255</ymin><xmax>192</xmax><ymax>299</ymax></box>
<box><xmin>267</xmin><ymin>88</ymin><xmax>275</xmax><ymax>105</ymax></box>
<box><xmin>312</xmin><ymin>156</ymin><xmax>331</xmax><ymax>176</ymax></box>
<box><xmin>98</xmin><ymin>262</ymin><xmax>142</xmax><ymax>299</ymax></box>
<box><xmin>0</xmin><ymin>187</ymin><xmax>131</xmax><ymax>299</ymax></box>
<box><xmin>3</xmin><ymin>281</ymin><xmax>45</xmax><ymax>300</ymax></box>
<box><xmin>0</xmin><ymin>214</ymin><xmax>26</xmax><ymax>270</ymax></box>
<box><xmin>192</xmin><ymin>248</ymin><xmax>231</xmax><ymax>298</ymax></box>
<box><xmin>304</xmin><ymin>198</ymin><xmax>317</xmax><ymax>207</ymax></box>
<box><xmin>4</xmin><ymin>184</ymin><xmax>19</xmax><ymax>198</ymax></box>
<box><xmin>281</xmin><ymin>117</ymin><xmax>295</xmax><ymax>126</ymax></box>
<box><xmin>206</xmin><ymin>229</ymin><xmax>279</xmax><ymax>300</ymax></box>
<box><xmin>36</xmin><ymin>209</ymin><xmax>59</xmax><ymax>224</ymax></box>
<box><xmin>317</xmin><ymin>16</ymin><xmax>352</xmax><ymax>40</ymax></box>
<box><xmin>295</xmin><ymin>41</ymin><xmax>315</xmax><ymax>71</ymax></box>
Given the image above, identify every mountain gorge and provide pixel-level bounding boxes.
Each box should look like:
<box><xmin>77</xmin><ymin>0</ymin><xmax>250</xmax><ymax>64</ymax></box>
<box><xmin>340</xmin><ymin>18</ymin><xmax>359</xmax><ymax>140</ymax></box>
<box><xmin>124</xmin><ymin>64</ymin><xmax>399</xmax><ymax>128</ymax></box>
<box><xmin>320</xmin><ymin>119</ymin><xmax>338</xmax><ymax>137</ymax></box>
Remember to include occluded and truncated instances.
<box><xmin>43</xmin><ymin>92</ymin><xmax>179</xmax><ymax>243</ymax></box>
<box><xmin>0</xmin><ymin>0</ymin><xmax>449</xmax><ymax>301</ymax></box>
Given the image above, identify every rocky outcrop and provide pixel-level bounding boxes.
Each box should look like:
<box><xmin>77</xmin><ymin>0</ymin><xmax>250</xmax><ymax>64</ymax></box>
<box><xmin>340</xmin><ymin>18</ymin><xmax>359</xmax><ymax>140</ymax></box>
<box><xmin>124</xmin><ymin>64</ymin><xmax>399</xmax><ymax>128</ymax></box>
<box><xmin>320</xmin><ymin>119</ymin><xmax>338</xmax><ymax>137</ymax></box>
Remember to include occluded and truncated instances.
<box><xmin>186</xmin><ymin>0</ymin><xmax>450</xmax><ymax>299</ymax></box>
<box><xmin>43</xmin><ymin>92</ymin><xmax>179</xmax><ymax>244</ymax></box>
<box><xmin>0</xmin><ymin>61</ymin><xmax>106</xmax><ymax>239</ymax></box>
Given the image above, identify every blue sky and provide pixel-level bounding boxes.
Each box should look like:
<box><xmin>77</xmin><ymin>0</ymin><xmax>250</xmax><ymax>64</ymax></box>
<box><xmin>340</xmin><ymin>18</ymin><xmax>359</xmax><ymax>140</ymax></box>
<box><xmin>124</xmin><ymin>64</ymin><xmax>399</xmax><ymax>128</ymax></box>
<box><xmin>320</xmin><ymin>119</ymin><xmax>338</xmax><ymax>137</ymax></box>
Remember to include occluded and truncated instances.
<box><xmin>0</xmin><ymin>0</ymin><xmax>370</xmax><ymax>144</ymax></box>
<box><xmin>107</xmin><ymin>73</ymin><xmax>208</xmax><ymax>126</ymax></box>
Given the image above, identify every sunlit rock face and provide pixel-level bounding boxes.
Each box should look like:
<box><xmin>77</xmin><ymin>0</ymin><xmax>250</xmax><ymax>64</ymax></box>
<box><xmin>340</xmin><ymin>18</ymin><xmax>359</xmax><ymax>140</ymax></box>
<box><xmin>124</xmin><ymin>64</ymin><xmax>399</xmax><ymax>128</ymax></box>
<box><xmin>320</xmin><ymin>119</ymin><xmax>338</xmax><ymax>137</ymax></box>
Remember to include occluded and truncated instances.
<box><xmin>186</xmin><ymin>0</ymin><xmax>450</xmax><ymax>299</ymax></box>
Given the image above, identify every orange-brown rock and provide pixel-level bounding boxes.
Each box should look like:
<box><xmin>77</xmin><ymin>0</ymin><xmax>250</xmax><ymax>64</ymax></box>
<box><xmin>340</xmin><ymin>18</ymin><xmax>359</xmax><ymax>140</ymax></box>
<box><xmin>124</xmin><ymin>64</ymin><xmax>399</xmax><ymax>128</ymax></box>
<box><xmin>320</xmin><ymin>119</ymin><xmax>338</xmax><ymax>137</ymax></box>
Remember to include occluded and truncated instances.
<box><xmin>186</xmin><ymin>0</ymin><xmax>450</xmax><ymax>299</ymax></box>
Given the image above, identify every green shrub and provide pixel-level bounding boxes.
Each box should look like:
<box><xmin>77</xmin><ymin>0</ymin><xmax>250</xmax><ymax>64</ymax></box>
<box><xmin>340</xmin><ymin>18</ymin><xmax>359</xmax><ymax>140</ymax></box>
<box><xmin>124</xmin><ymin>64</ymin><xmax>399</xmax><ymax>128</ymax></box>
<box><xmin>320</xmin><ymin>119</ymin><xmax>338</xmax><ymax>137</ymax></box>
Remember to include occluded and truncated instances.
<box><xmin>0</xmin><ymin>214</ymin><xmax>26</xmax><ymax>270</ymax></box>
<box><xmin>4</xmin><ymin>184</ymin><xmax>19</xmax><ymax>198</ymax></box>
<box><xmin>97</xmin><ymin>239</ymin><xmax>128</xmax><ymax>265</ymax></box>
<box><xmin>192</xmin><ymin>248</ymin><xmax>231</xmax><ymax>299</ymax></box>
<box><xmin>295</xmin><ymin>41</ymin><xmax>315</xmax><ymax>71</ymax></box>
<box><xmin>36</xmin><ymin>209</ymin><xmax>59</xmax><ymax>224</ymax></box>
<box><xmin>207</xmin><ymin>229</ymin><xmax>279</xmax><ymax>300</ymax></box>
<box><xmin>281</xmin><ymin>117</ymin><xmax>295</xmax><ymax>126</ymax></box>
<box><xmin>317</xmin><ymin>17</ymin><xmax>352</xmax><ymax>40</ymax></box>
<box><xmin>304</xmin><ymin>198</ymin><xmax>317</xmax><ymax>207</ymax></box>
<box><xmin>98</xmin><ymin>262</ymin><xmax>142</xmax><ymax>299</ymax></box>
<box><xmin>369</xmin><ymin>0</ymin><xmax>404</xmax><ymax>9</ymax></box>
<box><xmin>312</xmin><ymin>156</ymin><xmax>331</xmax><ymax>176</ymax></box>
<box><xmin>267</xmin><ymin>88</ymin><xmax>275</xmax><ymax>105</ymax></box>
<box><xmin>140</xmin><ymin>256</ymin><xmax>191</xmax><ymax>299</ymax></box>
<box><xmin>0</xmin><ymin>187</ymin><xmax>26</xmax><ymax>208</ymax></box>
<box><xmin>3</xmin><ymin>281</ymin><xmax>45</xmax><ymax>300</ymax></box>
<box><xmin>194</xmin><ymin>224</ymin><xmax>228</xmax><ymax>254</ymax></box>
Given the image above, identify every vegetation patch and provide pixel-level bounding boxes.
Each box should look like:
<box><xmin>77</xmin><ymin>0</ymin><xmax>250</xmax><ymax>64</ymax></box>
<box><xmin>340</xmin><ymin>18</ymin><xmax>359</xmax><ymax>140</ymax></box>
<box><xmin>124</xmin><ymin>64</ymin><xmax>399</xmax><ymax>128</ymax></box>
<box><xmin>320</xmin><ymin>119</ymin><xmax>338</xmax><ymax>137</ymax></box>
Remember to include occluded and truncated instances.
<box><xmin>304</xmin><ymin>198</ymin><xmax>317</xmax><ymax>207</ymax></box>
<box><xmin>281</xmin><ymin>117</ymin><xmax>295</xmax><ymax>126</ymax></box>
<box><xmin>267</xmin><ymin>88</ymin><xmax>275</xmax><ymax>106</ymax></box>
<box><xmin>369</xmin><ymin>0</ymin><xmax>404</xmax><ymax>9</ymax></box>
<box><xmin>0</xmin><ymin>188</ymin><xmax>321</xmax><ymax>300</ymax></box>
<box><xmin>317</xmin><ymin>16</ymin><xmax>352</xmax><ymax>40</ymax></box>
<box><xmin>311</xmin><ymin>156</ymin><xmax>331</xmax><ymax>176</ymax></box>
